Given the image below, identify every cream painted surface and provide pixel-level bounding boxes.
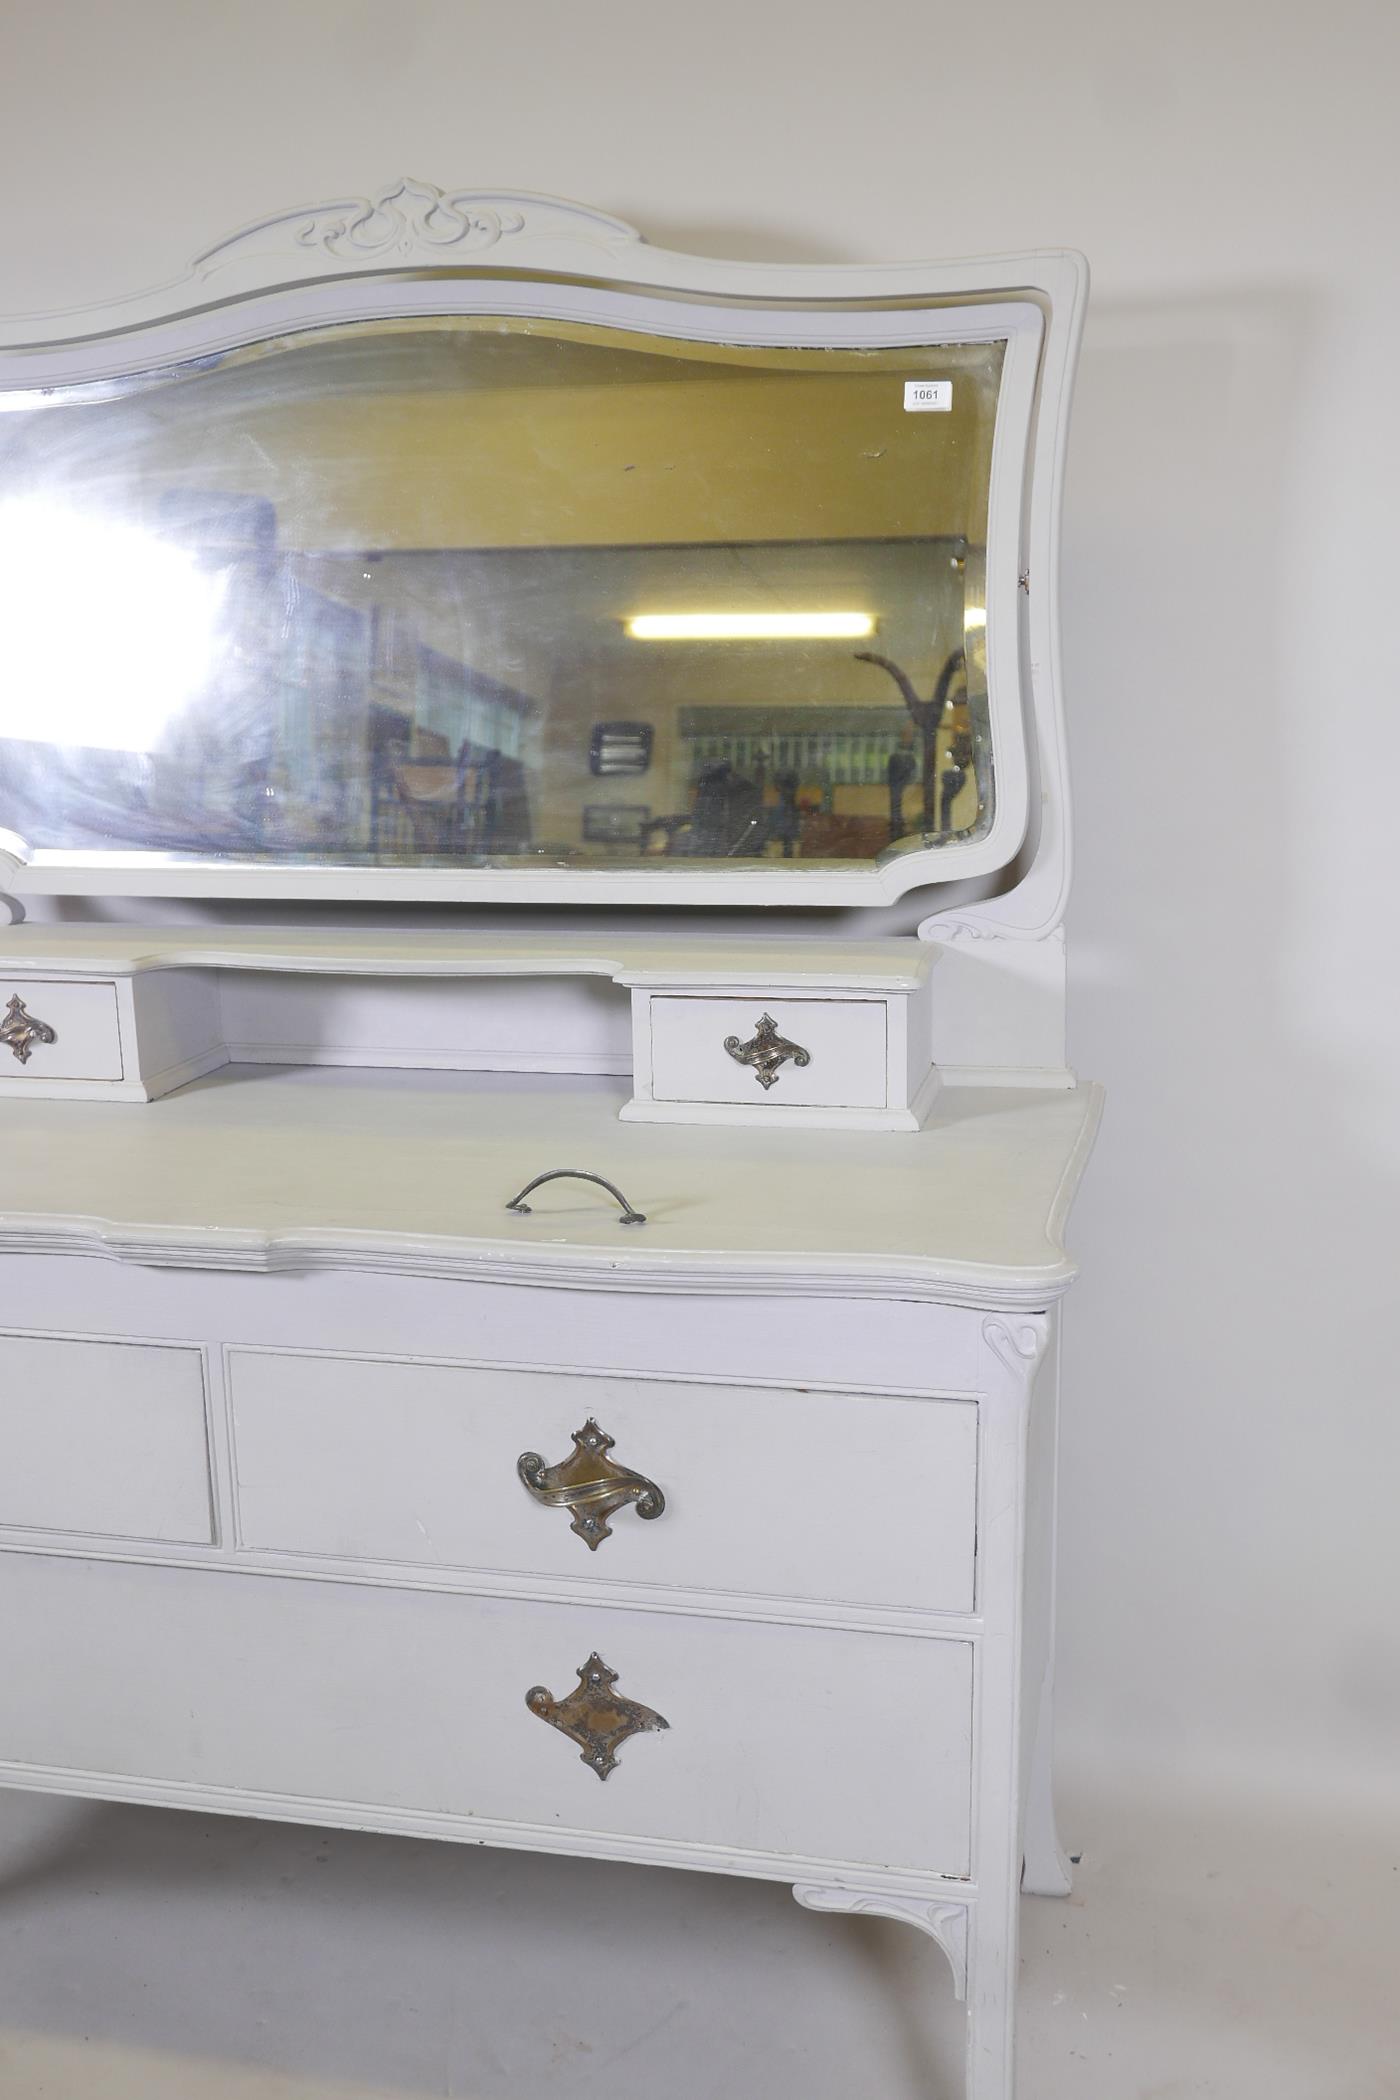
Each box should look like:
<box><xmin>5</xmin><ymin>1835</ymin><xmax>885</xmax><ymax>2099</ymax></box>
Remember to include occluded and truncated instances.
<box><xmin>0</xmin><ymin>979</ymin><xmax>123</xmax><ymax>1082</ymax></box>
<box><xmin>0</xmin><ymin>1067</ymin><xmax>1100</xmax><ymax>1305</ymax></box>
<box><xmin>0</xmin><ymin>1551</ymin><xmax>976</xmax><ymax>1875</ymax></box>
<box><xmin>0</xmin><ymin>924</ymin><xmax>934</xmax><ymax>988</ymax></box>
<box><xmin>227</xmin><ymin>1349</ymin><xmax>979</xmax><ymax>1613</ymax></box>
<box><xmin>0</xmin><ymin>1333</ymin><xmax>212</xmax><ymax>1544</ymax></box>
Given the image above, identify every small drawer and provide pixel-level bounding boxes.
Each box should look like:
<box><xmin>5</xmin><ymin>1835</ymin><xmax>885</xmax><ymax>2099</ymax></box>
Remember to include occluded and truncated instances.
<box><xmin>0</xmin><ymin>1332</ymin><xmax>213</xmax><ymax>1543</ymax></box>
<box><xmin>0</xmin><ymin>1553</ymin><xmax>975</xmax><ymax>1876</ymax></box>
<box><xmin>649</xmin><ymin>995</ymin><xmax>888</xmax><ymax>1109</ymax></box>
<box><xmin>0</xmin><ymin>979</ymin><xmax>123</xmax><ymax>1081</ymax></box>
<box><xmin>228</xmin><ymin>1350</ymin><xmax>978</xmax><ymax>1614</ymax></box>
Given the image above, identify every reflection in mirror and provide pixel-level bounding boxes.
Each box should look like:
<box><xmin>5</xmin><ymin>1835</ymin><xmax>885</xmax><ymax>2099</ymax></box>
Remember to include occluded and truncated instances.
<box><xmin>0</xmin><ymin>318</ymin><xmax>1005</xmax><ymax>869</ymax></box>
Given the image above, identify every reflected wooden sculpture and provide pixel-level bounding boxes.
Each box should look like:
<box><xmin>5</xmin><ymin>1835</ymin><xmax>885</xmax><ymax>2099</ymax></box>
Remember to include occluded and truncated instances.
<box><xmin>856</xmin><ymin>648</ymin><xmax>966</xmax><ymax>834</ymax></box>
<box><xmin>887</xmin><ymin>740</ymin><xmax>917</xmax><ymax>845</ymax></box>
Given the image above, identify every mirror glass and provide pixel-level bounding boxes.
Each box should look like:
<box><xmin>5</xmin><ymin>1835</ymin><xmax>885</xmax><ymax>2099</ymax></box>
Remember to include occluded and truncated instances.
<box><xmin>0</xmin><ymin>317</ymin><xmax>1006</xmax><ymax>868</ymax></box>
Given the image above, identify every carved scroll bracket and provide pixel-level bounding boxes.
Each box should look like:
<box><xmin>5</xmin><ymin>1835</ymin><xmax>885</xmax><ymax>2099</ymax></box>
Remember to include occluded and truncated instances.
<box><xmin>792</xmin><ymin>1884</ymin><xmax>970</xmax><ymax>2000</ymax></box>
<box><xmin>981</xmin><ymin>1314</ymin><xmax>1050</xmax><ymax>1384</ymax></box>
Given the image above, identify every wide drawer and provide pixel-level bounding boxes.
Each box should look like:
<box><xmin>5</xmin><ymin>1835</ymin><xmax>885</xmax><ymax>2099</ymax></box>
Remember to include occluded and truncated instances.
<box><xmin>649</xmin><ymin>995</ymin><xmax>888</xmax><ymax>1109</ymax></box>
<box><xmin>0</xmin><ymin>1552</ymin><xmax>974</xmax><ymax>1876</ymax></box>
<box><xmin>228</xmin><ymin>1349</ymin><xmax>978</xmax><ymax>1614</ymax></box>
<box><xmin>0</xmin><ymin>979</ymin><xmax>123</xmax><ymax>1081</ymax></box>
<box><xmin>0</xmin><ymin>1332</ymin><xmax>213</xmax><ymax>1543</ymax></box>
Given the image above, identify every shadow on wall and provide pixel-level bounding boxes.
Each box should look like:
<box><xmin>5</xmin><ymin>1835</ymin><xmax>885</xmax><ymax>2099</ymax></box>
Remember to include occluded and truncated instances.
<box><xmin>607</xmin><ymin>216</ymin><xmax>864</xmax><ymax>264</ymax></box>
<box><xmin>1058</xmin><ymin>281</ymin><xmax>1400</xmax><ymax>1793</ymax></box>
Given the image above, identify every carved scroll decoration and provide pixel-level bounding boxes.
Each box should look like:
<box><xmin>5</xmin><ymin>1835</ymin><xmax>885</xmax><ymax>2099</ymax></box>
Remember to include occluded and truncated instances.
<box><xmin>792</xmin><ymin>1883</ymin><xmax>970</xmax><ymax>1999</ymax></box>
<box><xmin>194</xmin><ymin>177</ymin><xmax>643</xmax><ymax>281</ymax></box>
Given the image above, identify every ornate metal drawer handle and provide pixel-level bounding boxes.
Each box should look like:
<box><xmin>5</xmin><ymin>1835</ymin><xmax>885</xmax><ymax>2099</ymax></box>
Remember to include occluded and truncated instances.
<box><xmin>0</xmin><ymin>995</ymin><xmax>58</xmax><ymax>1066</ymax></box>
<box><xmin>505</xmin><ymin>1169</ymin><xmax>646</xmax><ymax>1225</ymax></box>
<box><xmin>517</xmin><ymin>1417</ymin><xmax>665</xmax><ymax>1550</ymax></box>
<box><xmin>526</xmin><ymin>1652</ymin><xmax>669</xmax><ymax>1780</ymax></box>
<box><xmin>723</xmin><ymin>1011</ymin><xmax>812</xmax><ymax>1091</ymax></box>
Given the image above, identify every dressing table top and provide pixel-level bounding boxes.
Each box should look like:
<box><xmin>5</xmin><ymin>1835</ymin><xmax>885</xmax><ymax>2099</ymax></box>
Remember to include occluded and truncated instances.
<box><xmin>0</xmin><ymin>924</ymin><xmax>932</xmax><ymax>991</ymax></box>
<box><xmin>0</xmin><ymin>1066</ymin><xmax>1100</xmax><ymax>1309</ymax></box>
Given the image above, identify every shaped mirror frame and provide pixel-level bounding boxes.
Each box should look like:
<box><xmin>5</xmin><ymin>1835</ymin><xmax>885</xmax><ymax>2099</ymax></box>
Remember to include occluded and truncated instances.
<box><xmin>0</xmin><ymin>182</ymin><xmax>1085</xmax><ymax>914</ymax></box>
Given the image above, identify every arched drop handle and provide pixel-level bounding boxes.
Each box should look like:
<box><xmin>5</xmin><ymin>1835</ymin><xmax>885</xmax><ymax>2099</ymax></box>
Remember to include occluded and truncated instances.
<box><xmin>505</xmin><ymin>1169</ymin><xmax>647</xmax><ymax>1226</ymax></box>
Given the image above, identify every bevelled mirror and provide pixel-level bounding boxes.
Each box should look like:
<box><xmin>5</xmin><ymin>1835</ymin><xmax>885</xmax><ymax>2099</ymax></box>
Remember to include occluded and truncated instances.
<box><xmin>0</xmin><ymin>194</ymin><xmax>1058</xmax><ymax>906</ymax></box>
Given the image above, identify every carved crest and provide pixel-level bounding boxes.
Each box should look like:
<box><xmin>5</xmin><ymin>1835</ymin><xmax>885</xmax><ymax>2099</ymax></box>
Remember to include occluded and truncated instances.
<box><xmin>195</xmin><ymin>177</ymin><xmax>641</xmax><ymax>281</ymax></box>
<box><xmin>292</xmin><ymin>178</ymin><xmax>523</xmax><ymax>263</ymax></box>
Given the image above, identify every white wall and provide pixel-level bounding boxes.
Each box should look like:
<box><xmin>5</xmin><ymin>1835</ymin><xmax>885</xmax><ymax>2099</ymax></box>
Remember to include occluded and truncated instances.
<box><xmin>4</xmin><ymin>0</ymin><xmax>1397</xmax><ymax>1802</ymax></box>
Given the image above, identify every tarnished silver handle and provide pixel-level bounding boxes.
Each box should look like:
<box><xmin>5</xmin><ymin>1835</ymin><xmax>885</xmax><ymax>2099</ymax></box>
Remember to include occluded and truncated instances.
<box><xmin>526</xmin><ymin>1652</ymin><xmax>669</xmax><ymax>1781</ymax></box>
<box><xmin>518</xmin><ymin>1417</ymin><xmax>665</xmax><ymax>1550</ymax></box>
<box><xmin>505</xmin><ymin>1169</ymin><xmax>646</xmax><ymax>1225</ymax></box>
<box><xmin>723</xmin><ymin>1011</ymin><xmax>811</xmax><ymax>1091</ymax></box>
<box><xmin>1</xmin><ymin>995</ymin><xmax>57</xmax><ymax>1066</ymax></box>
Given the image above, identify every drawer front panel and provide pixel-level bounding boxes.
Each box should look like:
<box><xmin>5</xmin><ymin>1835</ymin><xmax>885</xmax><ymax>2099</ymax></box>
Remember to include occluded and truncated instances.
<box><xmin>0</xmin><ymin>1553</ymin><xmax>973</xmax><ymax>1875</ymax></box>
<box><xmin>229</xmin><ymin>1350</ymin><xmax>977</xmax><ymax>1613</ymax></box>
<box><xmin>0</xmin><ymin>979</ymin><xmax>123</xmax><ymax>1081</ymax></box>
<box><xmin>649</xmin><ymin>996</ymin><xmax>887</xmax><ymax>1109</ymax></box>
<box><xmin>0</xmin><ymin>1333</ymin><xmax>212</xmax><ymax>1543</ymax></box>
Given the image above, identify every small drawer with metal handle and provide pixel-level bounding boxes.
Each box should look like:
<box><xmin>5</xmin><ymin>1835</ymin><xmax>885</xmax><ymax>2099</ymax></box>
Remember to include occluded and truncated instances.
<box><xmin>0</xmin><ymin>979</ymin><xmax>123</xmax><ymax>1082</ymax></box>
<box><xmin>646</xmin><ymin>994</ymin><xmax>888</xmax><ymax>1110</ymax></box>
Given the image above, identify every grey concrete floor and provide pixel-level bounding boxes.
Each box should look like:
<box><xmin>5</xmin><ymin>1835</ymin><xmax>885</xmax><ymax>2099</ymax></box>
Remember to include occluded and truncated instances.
<box><xmin>0</xmin><ymin>1770</ymin><xmax>1393</xmax><ymax>2098</ymax></box>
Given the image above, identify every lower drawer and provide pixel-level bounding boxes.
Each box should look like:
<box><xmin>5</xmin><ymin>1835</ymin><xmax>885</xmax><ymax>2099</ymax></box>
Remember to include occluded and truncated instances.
<box><xmin>0</xmin><ymin>1553</ymin><xmax>974</xmax><ymax>1877</ymax></box>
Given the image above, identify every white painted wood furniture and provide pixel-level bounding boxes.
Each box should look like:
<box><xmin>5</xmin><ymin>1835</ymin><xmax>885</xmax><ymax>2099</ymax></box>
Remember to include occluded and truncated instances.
<box><xmin>0</xmin><ymin>926</ymin><xmax>938</xmax><ymax>1127</ymax></box>
<box><xmin>0</xmin><ymin>183</ymin><xmax>1092</xmax><ymax>2099</ymax></box>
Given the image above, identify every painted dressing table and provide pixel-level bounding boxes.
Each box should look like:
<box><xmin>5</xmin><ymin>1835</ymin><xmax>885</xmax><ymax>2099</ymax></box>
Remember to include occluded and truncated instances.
<box><xmin>0</xmin><ymin>182</ymin><xmax>1094</xmax><ymax>2099</ymax></box>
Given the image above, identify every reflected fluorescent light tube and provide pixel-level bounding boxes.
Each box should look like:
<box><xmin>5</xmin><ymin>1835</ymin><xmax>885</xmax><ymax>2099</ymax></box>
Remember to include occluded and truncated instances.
<box><xmin>626</xmin><ymin>611</ymin><xmax>875</xmax><ymax>640</ymax></box>
<box><xmin>963</xmin><ymin>606</ymin><xmax>987</xmax><ymax>630</ymax></box>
